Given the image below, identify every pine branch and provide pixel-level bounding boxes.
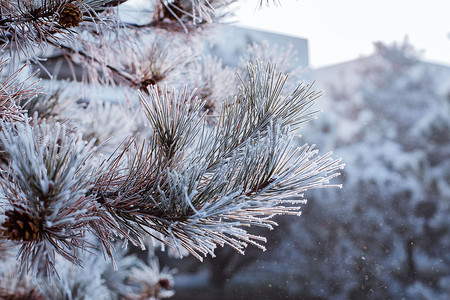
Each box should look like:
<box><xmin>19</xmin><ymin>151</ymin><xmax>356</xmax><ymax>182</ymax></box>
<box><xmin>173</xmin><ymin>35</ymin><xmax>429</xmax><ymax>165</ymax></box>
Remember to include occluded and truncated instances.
<box><xmin>0</xmin><ymin>0</ymin><xmax>345</xmax><ymax>291</ymax></box>
<box><xmin>48</xmin><ymin>40</ymin><xmax>136</xmax><ymax>86</ymax></box>
<box><xmin>150</xmin><ymin>0</ymin><xmax>236</xmax><ymax>32</ymax></box>
<box><xmin>0</xmin><ymin>0</ymin><xmax>113</xmax><ymax>57</ymax></box>
<box><xmin>0</xmin><ymin>59</ymin><xmax>40</xmax><ymax>123</ymax></box>
<box><xmin>0</xmin><ymin>118</ymin><xmax>98</xmax><ymax>277</ymax></box>
<box><xmin>141</xmin><ymin>85</ymin><xmax>205</xmax><ymax>159</ymax></box>
<box><xmin>199</xmin><ymin>61</ymin><xmax>320</xmax><ymax>170</ymax></box>
<box><xmin>85</xmin><ymin>62</ymin><xmax>343</xmax><ymax>261</ymax></box>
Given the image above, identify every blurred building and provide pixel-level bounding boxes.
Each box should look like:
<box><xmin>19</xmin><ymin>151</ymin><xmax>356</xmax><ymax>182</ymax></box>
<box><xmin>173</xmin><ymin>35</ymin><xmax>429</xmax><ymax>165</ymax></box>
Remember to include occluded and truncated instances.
<box><xmin>209</xmin><ymin>25</ymin><xmax>309</xmax><ymax>70</ymax></box>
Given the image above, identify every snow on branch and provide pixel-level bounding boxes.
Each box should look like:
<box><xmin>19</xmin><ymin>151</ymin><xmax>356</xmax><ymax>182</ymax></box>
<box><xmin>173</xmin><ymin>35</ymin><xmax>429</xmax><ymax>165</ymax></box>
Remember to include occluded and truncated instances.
<box><xmin>0</xmin><ymin>53</ymin><xmax>343</xmax><ymax>278</ymax></box>
<box><xmin>0</xmin><ymin>0</ymin><xmax>112</xmax><ymax>56</ymax></box>
<box><xmin>0</xmin><ymin>59</ymin><xmax>40</xmax><ymax>123</ymax></box>
<box><xmin>0</xmin><ymin>118</ymin><xmax>98</xmax><ymax>277</ymax></box>
<box><xmin>86</xmin><ymin>61</ymin><xmax>343</xmax><ymax>261</ymax></box>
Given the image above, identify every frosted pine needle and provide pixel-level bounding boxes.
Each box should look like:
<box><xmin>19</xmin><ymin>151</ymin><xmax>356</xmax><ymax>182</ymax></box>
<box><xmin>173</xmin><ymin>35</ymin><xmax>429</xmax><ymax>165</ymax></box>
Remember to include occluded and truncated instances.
<box><xmin>87</xmin><ymin>62</ymin><xmax>343</xmax><ymax>261</ymax></box>
<box><xmin>0</xmin><ymin>118</ymin><xmax>98</xmax><ymax>277</ymax></box>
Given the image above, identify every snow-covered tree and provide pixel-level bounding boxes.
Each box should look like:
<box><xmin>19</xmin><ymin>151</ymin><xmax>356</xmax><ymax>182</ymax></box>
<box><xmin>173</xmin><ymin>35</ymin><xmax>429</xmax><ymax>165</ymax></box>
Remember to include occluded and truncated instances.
<box><xmin>273</xmin><ymin>39</ymin><xmax>450</xmax><ymax>299</ymax></box>
<box><xmin>0</xmin><ymin>1</ymin><xmax>343</xmax><ymax>298</ymax></box>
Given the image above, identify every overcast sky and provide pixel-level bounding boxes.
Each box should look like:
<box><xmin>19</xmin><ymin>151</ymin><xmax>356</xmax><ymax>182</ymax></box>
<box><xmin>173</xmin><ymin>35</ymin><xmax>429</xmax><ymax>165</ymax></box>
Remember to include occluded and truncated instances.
<box><xmin>233</xmin><ymin>0</ymin><xmax>450</xmax><ymax>68</ymax></box>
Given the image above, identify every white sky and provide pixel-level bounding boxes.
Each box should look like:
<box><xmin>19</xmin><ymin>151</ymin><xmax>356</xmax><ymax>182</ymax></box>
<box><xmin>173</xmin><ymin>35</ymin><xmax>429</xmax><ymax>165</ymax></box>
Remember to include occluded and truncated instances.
<box><xmin>233</xmin><ymin>0</ymin><xmax>450</xmax><ymax>68</ymax></box>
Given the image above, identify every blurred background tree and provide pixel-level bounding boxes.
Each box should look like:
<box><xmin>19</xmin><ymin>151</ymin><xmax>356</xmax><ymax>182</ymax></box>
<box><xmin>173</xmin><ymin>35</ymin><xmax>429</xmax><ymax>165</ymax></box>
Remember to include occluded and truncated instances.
<box><xmin>265</xmin><ymin>39</ymin><xmax>450</xmax><ymax>299</ymax></box>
